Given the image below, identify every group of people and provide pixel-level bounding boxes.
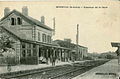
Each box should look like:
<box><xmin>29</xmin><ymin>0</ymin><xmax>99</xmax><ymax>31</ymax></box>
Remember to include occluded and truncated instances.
<box><xmin>39</xmin><ymin>56</ymin><xmax>57</xmax><ymax>66</ymax></box>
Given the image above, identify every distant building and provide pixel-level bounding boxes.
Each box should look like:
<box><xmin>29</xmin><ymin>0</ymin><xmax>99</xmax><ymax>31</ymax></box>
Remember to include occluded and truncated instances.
<box><xmin>53</xmin><ymin>39</ymin><xmax>88</xmax><ymax>61</ymax></box>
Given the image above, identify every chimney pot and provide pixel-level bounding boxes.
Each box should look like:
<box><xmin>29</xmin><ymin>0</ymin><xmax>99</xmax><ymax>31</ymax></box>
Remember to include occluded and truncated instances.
<box><xmin>22</xmin><ymin>6</ymin><xmax>28</xmax><ymax>16</ymax></box>
<box><xmin>4</xmin><ymin>7</ymin><xmax>10</xmax><ymax>16</ymax></box>
<box><xmin>41</xmin><ymin>16</ymin><xmax>45</xmax><ymax>24</ymax></box>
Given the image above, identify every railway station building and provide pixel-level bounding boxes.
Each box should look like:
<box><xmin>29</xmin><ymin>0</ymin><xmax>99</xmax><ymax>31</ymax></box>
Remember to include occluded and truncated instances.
<box><xmin>0</xmin><ymin>7</ymin><xmax>88</xmax><ymax>65</ymax></box>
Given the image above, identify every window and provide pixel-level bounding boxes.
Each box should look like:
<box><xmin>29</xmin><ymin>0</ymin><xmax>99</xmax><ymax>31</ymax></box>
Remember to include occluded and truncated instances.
<box><xmin>47</xmin><ymin>35</ymin><xmax>49</xmax><ymax>43</ymax></box>
<box><xmin>27</xmin><ymin>49</ymin><xmax>31</xmax><ymax>56</ymax></box>
<box><xmin>33</xmin><ymin>44</ymin><xmax>36</xmax><ymax>48</ymax></box>
<box><xmin>47</xmin><ymin>35</ymin><xmax>51</xmax><ymax>43</ymax></box>
<box><xmin>17</xmin><ymin>17</ymin><xmax>22</xmax><ymax>25</ymax></box>
<box><xmin>42</xmin><ymin>34</ymin><xmax>44</xmax><ymax>42</ymax></box>
<box><xmin>33</xmin><ymin>44</ymin><xmax>36</xmax><ymax>56</ymax></box>
<box><xmin>38</xmin><ymin>32</ymin><xmax>40</xmax><ymax>41</ymax></box>
<box><xmin>22</xmin><ymin>50</ymin><xmax>26</xmax><ymax>57</ymax></box>
<box><xmin>49</xmin><ymin>36</ymin><xmax>51</xmax><ymax>43</ymax></box>
<box><xmin>22</xmin><ymin>43</ymin><xmax>26</xmax><ymax>48</ymax></box>
<box><xmin>44</xmin><ymin>34</ymin><xmax>46</xmax><ymax>42</ymax></box>
<box><xmin>42</xmin><ymin>34</ymin><xmax>46</xmax><ymax>42</ymax></box>
<box><xmin>27</xmin><ymin>43</ymin><xmax>31</xmax><ymax>48</ymax></box>
<box><xmin>11</xmin><ymin>18</ymin><xmax>16</xmax><ymax>25</ymax></box>
<box><xmin>26</xmin><ymin>43</ymin><xmax>32</xmax><ymax>57</ymax></box>
<box><xmin>21</xmin><ymin>43</ymin><xmax>26</xmax><ymax>57</ymax></box>
<box><xmin>33</xmin><ymin>49</ymin><xmax>36</xmax><ymax>56</ymax></box>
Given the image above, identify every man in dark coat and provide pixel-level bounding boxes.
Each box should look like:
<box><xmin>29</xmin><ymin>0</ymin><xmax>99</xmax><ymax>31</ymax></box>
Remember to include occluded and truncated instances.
<box><xmin>52</xmin><ymin>56</ymin><xmax>56</xmax><ymax>66</ymax></box>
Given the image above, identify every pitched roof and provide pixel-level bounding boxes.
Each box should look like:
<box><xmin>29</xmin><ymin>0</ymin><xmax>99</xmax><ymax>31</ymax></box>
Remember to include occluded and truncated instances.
<box><xmin>0</xmin><ymin>10</ymin><xmax>53</xmax><ymax>31</ymax></box>
<box><xmin>0</xmin><ymin>25</ymin><xmax>32</xmax><ymax>40</ymax></box>
<box><xmin>53</xmin><ymin>40</ymin><xmax>87</xmax><ymax>49</ymax></box>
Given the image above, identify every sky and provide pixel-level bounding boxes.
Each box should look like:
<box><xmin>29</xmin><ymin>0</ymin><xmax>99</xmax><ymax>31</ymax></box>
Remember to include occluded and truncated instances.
<box><xmin>0</xmin><ymin>1</ymin><xmax>120</xmax><ymax>53</ymax></box>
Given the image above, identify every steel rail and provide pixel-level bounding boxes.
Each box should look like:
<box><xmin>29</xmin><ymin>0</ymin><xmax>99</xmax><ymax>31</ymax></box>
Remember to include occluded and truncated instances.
<box><xmin>48</xmin><ymin>65</ymin><xmax>93</xmax><ymax>79</ymax></box>
<box><xmin>1</xmin><ymin>65</ymin><xmax>69</xmax><ymax>78</ymax></box>
<box><xmin>0</xmin><ymin>60</ymin><xmax>109</xmax><ymax>79</ymax></box>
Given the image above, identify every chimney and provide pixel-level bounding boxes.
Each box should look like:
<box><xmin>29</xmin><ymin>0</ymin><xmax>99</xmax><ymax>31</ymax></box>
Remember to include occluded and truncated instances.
<box><xmin>41</xmin><ymin>16</ymin><xmax>45</xmax><ymax>24</ymax></box>
<box><xmin>4</xmin><ymin>7</ymin><xmax>10</xmax><ymax>16</ymax></box>
<box><xmin>22</xmin><ymin>6</ymin><xmax>28</xmax><ymax>16</ymax></box>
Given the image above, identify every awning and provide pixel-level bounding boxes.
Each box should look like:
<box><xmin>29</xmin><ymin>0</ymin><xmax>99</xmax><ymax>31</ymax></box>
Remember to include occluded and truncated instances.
<box><xmin>111</xmin><ymin>42</ymin><xmax>120</xmax><ymax>47</ymax></box>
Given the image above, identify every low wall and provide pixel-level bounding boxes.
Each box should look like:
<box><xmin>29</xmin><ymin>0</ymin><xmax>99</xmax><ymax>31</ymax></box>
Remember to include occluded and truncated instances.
<box><xmin>0</xmin><ymin>57</ymin><xmax>18</xmax><ymax>66</ymax></box>
<box><xmin>20</xmin><ymin>56</ymin><xmax>38</xmax><ymax>65</ymax></box>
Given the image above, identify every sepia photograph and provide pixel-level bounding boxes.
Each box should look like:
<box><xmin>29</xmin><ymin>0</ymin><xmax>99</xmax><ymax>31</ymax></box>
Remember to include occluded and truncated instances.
<box><xmin>0</xmin><ymin>1</ymin><xmax>119</xmax><ymax>79</ymax></box>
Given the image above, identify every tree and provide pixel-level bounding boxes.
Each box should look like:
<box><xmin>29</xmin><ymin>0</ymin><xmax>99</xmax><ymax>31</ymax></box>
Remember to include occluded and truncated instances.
<box><xmin>0</xmin><ymin>34</ymin><xmax>15</xmax><ymax>53</ymax></box>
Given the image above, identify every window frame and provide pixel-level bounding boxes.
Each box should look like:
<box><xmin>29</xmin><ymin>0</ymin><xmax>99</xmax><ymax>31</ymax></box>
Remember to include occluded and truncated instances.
<box><xmin>38</xmin><ymin>32</ymin><xmax>41</xmax><ymax>41</ymax></box>
<box><xmin>47</xmin><ymin>35</ymin><xmax>51</xmax><ymax>43</ymax></box>
<box><xmin>42</xmin><ymin>33</ymin><xmax>46</xmax><ymax>42</ymax></box>
<box><xmin>17</xmin><ymin>17</ymin><xmax>22</xmax><ymax>25</ymax></box>
<box><xmin>11</xmin><ymin>18</ymin><xmax>16</xmax><ymax>25</ymax></box>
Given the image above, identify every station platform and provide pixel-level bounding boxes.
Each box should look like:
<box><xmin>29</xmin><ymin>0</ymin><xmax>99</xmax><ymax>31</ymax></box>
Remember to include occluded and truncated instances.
<box><xmin>73</xmin><ymin>59</ymin><xmax>120</xmax><ymax>79</ymax></box>
<box><xmin>0</xmin><ymin>60</ymin><xmax>85</xmax><ymax>75</ymax></box>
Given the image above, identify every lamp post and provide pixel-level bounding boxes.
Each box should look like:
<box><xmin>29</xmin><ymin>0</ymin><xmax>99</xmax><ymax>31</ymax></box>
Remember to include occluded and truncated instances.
<box><xmin>76</xmin><ymin>24</ymin><xmax>79</xmax><ymax>60</ymax></box>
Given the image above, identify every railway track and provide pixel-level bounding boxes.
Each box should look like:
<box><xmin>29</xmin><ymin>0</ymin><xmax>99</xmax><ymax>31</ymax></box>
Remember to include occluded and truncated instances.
<box><xmin>0</xmin><ymin>60</ymin><xmax>109</xmax><ymax>79</ymax></box>
<box><xmin>48</xmin><ymin>60</ymin><xmax>108</xmax><ymax>79</ymax></box>
<box><xmin>0</xmin><ymin>65</ymin><xmax>69</xmax><ymax>78</ymax></box>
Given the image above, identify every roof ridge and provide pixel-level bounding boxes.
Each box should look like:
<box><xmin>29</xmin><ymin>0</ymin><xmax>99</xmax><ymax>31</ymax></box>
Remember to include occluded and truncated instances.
<box><xmin>0</xmin><ymin>9</ymin><xmax>17</xmax><ymax>21</ymax></box>
<box><xmin>0</xmin><ymin>9</ymin><xmax>53</xmax><ymax>31</ymax></box>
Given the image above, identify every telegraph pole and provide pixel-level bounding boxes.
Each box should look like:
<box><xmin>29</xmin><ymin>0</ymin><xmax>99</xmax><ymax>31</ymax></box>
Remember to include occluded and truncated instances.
<box><xmin>76</xmin><ymin>24</ymin><xmax>79</xmax><ymax>60</ymax></box>
<box><xmin>52</xmin><ymin>17</ymin><xmax>56</xmax><ymax>66</ymax></box>
<box><xmin>53</xmin><ymin>17</ymin><xmax>55</xmax><ymax>36</ymax></box>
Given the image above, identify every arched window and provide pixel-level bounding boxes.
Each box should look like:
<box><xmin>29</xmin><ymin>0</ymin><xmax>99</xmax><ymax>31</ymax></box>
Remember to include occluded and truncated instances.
<box><xmin>11</xmin><ymin>18</ymin><xmax>15</xmax><ymax>25</ymax></box>
<box><xmin>17</xmin><ymin>17</ymin><xmax>22</xmax><ymax>25</ymax></box>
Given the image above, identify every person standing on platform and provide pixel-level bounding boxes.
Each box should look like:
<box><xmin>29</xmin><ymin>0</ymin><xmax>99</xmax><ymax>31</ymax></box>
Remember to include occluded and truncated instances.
<box><xmin>51</xmin><ymin>49</ymin><xmax>56</xmax><ymax>66</ymax></box>
<box><xmin>52</xmin><ymin>56</ymin><xmax>56</xmax><ymax>66</ymax></box>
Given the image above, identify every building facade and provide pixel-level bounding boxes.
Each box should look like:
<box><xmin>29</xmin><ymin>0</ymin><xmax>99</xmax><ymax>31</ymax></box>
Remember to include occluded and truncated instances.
<box><xmin>0</xmin><ymin>7</ymin><xmax>72</xmax><ymax>65</ymax></box>
<box><xmin>0</xmin><ymin>7</ymin><xmax>88</xmax><ymax>65</ymax></box>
